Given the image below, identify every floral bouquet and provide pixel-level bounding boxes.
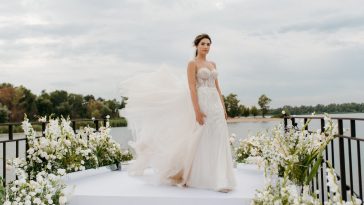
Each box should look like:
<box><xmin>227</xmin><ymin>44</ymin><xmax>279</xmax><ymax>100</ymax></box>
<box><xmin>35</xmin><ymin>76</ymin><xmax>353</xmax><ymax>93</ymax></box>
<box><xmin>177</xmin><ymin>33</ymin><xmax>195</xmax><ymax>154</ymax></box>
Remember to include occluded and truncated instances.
<box><xmin>252</xmin><ymin>166</ymin><xmax>362</xmax><ymax>205</ymax></box>
<box><xmin>246</xmin><ymin>114</ymin><xmax>336</xmax><ymax>186</ymax></box>
<box><xmin>235</xmin><ymin>136</ymin><xmax>262</xmax><ymax>163</ymax></box>
<box><xmin>18</xmin><ymin>116</ymin><xmax>98</xmax><ymax>179</ymax></box>
<box><xmin>4</xmin><ymin>169</ymin><xmax>68</xmax><ymax>205</ymax></box>
<box><xmin>16</xmin><ymin>115</ymin><xmax>132</xmax><ymax>178</ymax></box>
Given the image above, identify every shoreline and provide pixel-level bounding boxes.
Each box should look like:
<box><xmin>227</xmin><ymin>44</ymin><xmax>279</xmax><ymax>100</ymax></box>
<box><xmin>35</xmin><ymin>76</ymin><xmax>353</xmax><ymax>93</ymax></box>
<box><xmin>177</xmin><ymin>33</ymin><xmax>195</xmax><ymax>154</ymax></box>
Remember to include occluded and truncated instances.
<box><xmin>227</xmin><ymin>117</ymin><xmax>281</xmax><ymax>123</ymax></box>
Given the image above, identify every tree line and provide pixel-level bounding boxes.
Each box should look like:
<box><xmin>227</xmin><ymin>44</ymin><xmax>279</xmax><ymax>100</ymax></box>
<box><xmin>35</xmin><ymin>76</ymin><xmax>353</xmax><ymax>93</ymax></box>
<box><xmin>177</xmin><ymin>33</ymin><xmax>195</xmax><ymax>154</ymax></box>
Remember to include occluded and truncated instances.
<box><xmin>270</xmin><ymin>103</ymin><xmax>364</xmax><ymax>116</ymax></box>
<box><xmin>0</xmin><ymin>83</ymin><xmax>124</xmax><ymax>123</ymax></box>
<box><xmin>223</xmin><ymin>93</ymin><xmax>363</xmax><ymax>118</ymax></box>
<box><xmin>1</xmin><ymin>83</ymin><xmax>363</xmax><ymax>123</ymax></box>
<box><xmin>223</xmin><ymin>93</ymin><xmax>272</xmax><ymax>118</ymax></box>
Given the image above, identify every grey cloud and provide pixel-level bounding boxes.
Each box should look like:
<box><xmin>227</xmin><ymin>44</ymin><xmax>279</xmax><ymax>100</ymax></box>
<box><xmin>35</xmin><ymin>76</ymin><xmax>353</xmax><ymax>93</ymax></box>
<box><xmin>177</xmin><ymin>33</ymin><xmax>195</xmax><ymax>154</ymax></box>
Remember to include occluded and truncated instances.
<box><xmin>278</xmin><ymin>15</ymin><xmax>364</xmax><ymax>33</ymax></box>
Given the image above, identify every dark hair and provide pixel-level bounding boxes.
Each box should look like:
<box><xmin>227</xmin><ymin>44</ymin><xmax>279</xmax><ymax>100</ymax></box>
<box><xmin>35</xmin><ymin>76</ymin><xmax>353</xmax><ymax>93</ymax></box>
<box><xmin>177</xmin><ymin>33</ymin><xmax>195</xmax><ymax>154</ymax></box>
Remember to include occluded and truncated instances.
<box><xmin>194</xmin><ymin>33</ymin><xmax>211</xmax><ymax>57</ymax></box>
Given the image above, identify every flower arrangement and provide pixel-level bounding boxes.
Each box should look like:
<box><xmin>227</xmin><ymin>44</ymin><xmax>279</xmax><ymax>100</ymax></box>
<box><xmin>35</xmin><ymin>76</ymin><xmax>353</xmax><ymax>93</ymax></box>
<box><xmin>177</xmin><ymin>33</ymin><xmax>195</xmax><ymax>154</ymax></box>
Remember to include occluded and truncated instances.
<box><xmin>120</xmin><ymin>149</ymin><xmax>133</xmax><ymax>162</ymax></box>
<box><xmin>249</xmin><ymin>114</ymin><xmax>362</xmax><ymax>204</ymax></box>
<box><xmin>253</xmin><ymin>177</ymin><xmax>320</xmax><ymax>205</ymax></box>
<box><xmin>252</xmin><ymin>166</ymin><xmax>362</xmax><ymax>205</ymax></box>
<box><xmin>237</xmin><ymin>114</ymin><xmax>336</xmax><ymax>186</ymax></box>
<box><xmin>234</xmin><ymin>136</ymin><xmax>262</xmax><ymax>163</ymax></box>
<box><xmin>15</xmin><ymin>116</ymin><xmax>131</xmax><ymax>179</ymax></box>
<box><xmin>4</xmin><ymin>169</ymin><xmax>68</xmax><ymax>205</ymax></box>
<box><xmin>5</xmin><ymin>115</ymin><xmax>133</xmax><ymax>204</ymax></box>
<box><xmin>88</xmin><ymin>126</ymin><xmax>128</xmax><ymax>167</ymax></box>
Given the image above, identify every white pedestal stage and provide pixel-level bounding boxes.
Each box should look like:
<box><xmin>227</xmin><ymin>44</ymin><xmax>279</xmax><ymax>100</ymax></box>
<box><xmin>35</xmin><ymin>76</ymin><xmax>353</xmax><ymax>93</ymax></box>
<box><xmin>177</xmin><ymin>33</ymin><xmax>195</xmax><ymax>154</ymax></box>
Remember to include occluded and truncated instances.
<box><xmin>66</xmin><ymin>164</ymin><xmax>265</xmax><ymax>205</ymax></box>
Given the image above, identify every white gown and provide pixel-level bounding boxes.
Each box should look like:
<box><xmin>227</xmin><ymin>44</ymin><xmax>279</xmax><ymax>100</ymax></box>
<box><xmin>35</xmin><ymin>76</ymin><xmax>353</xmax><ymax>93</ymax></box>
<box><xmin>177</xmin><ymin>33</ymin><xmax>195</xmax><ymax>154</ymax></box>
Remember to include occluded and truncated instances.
<box><xmin>119</xmin><ymin>66</ymin><xmax>236</xmax><ymax>191</ymax></box>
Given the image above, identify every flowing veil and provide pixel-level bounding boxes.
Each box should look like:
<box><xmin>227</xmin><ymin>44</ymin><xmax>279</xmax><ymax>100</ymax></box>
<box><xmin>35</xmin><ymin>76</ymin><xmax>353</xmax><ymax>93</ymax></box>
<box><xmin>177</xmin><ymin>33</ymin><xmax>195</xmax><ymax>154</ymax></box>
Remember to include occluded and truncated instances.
<box><xmin>119</xmin><ymin>67</ymin><xmax>204</xmax><ymax>184</ymax></box>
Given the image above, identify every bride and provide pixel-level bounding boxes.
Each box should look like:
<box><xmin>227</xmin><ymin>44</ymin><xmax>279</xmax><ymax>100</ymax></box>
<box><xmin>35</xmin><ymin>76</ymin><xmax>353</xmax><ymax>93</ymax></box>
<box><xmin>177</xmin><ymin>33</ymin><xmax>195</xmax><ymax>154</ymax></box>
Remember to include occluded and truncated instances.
<box><xmin>119</xmin><ymin>33</ymin><xmax>236</xmax><ymax>192</ymax></box>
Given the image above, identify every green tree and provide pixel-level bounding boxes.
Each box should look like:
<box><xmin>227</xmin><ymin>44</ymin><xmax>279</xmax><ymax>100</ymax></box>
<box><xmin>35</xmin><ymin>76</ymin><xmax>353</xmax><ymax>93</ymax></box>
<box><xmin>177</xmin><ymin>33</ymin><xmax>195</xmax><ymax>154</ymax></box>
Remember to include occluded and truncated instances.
<box><xmin>258</xmin><ymin>94</ymin><xmax>272</xmax><ymax>118</ymax></box>
<box><xmin>224</xmin><ymin>93</ymin><xmax>241</xmax><ymax>118</ymax></box>
<box><xmin>239</xmin><ymin>104</ymin><xmax>251</xmax><ymax>117</ymax></box>
<box><xmin>57</xmin><ymin>102</ymin><xmax>72</xmax><ymax>117</ymax></box>
<box><xmin>68</xmin><ymin>94</ymin><xmax>87</xmax><ymax>118</ymax></box>
<box><xmin>87</xmin><ymin>100</ymin><xmax>106</xmax><ymax>118</ymax></box>
<box><xmin>238</xmin><ymin>104</ymin><xmax>245</xmax><ymax>117</ymax></box>
<box><xmin>17</xmin><ymin>86</ymin><xmax>37</xmax><ymax>120</ymax></box>
<box><xmin>100</xmin><ymin>104</ymin><xmax>112</xmax><ymax>117</ymax></box>
<box><xmin>50</xmin><ymin>90</ymin><xmax>70</xmax><ymax>116</ymax></box>
<box><xmin>36</xmin><ymin>90</ymin><xmax>53</xmax><ymax>116</ymax></box>
<box><xmin>84</xmin><ymin>95</ymin><xmax>95</xmax><ymax>102</ymax></box>
<box><xmin>251</xmin><ymin>106</ymin><xmax>259</xmax><ymax>117</ymax></box>
<box><xmin>242</xmin><ymin>106</ymin><xmax>250</xmax><ymax>117</ymax></box>
<box><xmin>104</xmin><ymin>99</ymin><xmax>122</xmax><ymax>118</ymax></box>
<box><xmin>0</xmin><ymin>103</ymin><xmax>10</xmax><ymax>123</ymax></box>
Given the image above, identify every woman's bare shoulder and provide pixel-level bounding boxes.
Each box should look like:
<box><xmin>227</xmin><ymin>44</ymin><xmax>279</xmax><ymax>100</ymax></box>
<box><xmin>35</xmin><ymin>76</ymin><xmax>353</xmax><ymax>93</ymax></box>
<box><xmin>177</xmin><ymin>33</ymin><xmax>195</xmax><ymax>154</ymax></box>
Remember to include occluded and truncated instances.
<box><xmin>209</xmin><ymin>61</ymin><xmax>217</xmax><ymax>69</ymax></box>
<box><xmin>188</xmin><ymin>59</ymin><xmax>197</xmax><ymax>66</ymax></box>
<box><xmin>187</xmin><ymin>60</ymin><xmax>197</xmax><ymax>70</ymax></box>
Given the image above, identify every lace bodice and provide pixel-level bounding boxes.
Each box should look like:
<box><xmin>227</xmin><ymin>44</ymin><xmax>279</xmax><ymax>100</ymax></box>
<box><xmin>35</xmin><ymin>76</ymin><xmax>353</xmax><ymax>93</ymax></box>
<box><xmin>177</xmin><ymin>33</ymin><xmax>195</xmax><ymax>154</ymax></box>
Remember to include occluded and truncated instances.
<box><xmin>196</xmin><ymin>67</ymin><xmax>218</xmax><ymax>88</ymax></box>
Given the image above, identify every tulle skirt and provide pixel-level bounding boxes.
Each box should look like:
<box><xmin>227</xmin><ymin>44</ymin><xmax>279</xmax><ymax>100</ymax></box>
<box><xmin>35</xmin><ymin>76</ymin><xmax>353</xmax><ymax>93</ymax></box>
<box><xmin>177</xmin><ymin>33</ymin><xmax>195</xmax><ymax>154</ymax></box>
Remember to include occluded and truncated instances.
<box><xmin>119</xmin><ymin>67</ymin><xmax>236</xmax><ymax>191</ymax></box>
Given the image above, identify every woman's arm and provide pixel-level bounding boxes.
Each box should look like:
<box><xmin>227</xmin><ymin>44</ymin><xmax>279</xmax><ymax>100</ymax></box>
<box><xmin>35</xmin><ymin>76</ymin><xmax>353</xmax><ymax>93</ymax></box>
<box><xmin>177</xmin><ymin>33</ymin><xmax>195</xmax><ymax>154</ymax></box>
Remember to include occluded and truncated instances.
<box><xmin>187</xmin><ymin>61</ymin><xmax>205</xmax><ymax>125</ymax></box>
<box><xmin>187</xmin><ymin>61</ymin><xmax>200</xmax><ymax>114</ymax></box>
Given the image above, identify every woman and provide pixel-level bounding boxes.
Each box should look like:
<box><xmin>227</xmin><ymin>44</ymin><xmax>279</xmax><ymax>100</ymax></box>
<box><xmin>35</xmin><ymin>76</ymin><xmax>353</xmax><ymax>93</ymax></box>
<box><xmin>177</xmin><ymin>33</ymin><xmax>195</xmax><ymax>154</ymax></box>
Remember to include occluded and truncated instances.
<box><xmin>120</xmin><ymin>34</ymin><xmax>236</xmax><ymax>192</ymax></box>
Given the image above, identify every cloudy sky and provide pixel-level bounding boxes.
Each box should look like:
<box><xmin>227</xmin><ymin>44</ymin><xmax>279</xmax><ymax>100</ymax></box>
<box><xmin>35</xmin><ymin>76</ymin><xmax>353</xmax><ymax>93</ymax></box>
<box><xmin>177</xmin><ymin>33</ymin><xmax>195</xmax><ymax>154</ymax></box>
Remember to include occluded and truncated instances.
<box><xmin>0</xmin><ymin>0</ymin><xmax>363</xmax><ymax>108</ymax></box>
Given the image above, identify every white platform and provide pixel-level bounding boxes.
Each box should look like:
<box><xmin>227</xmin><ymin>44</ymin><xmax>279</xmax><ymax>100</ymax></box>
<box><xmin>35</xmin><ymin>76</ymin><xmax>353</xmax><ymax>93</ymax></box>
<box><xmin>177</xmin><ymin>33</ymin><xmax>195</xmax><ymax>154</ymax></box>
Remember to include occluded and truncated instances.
<box><xmin>66</xmin><ymin>164</ymin><xmax>265</xmax><ymax>205</ymax></box>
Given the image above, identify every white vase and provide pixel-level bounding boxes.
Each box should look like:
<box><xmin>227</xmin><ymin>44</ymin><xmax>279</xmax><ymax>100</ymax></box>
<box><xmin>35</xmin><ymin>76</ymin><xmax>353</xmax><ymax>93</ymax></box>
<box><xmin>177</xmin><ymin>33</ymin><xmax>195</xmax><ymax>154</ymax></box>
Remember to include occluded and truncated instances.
<box><xmin>119</xmin><ymin>160</ymin><xmax>132</xmax><ymax>171</ymax></box>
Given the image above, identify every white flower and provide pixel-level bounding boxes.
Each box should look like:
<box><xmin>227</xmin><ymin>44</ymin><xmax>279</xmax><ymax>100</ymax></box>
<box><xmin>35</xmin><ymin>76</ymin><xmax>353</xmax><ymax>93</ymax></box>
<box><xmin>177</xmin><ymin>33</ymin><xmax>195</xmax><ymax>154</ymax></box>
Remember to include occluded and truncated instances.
<box><xmin>11</xmin><ymin>186</ymin><xmax>18</xmax><ymax>192</ymax></box>
<box><xmin>57</xmin><ymin>169</ymin><xmax>66</xmax><ymax>176</ymax></box>
<box><xmin>33</xmin><ymin>198</ymin><xmax>41</xmax><ymax>204</ymax></box>
<box><xmin>38</xmin><ymin>116</ymin><xmax>47</xmax><ymax>122</ymax></box>
<box><xmin>27</xmin><ymin>148</ymin><xmax>35</xmax><ymax>155</ymax></box>
<box><xmin>64</xmin><ymin>140</ymin><xmax>71</xmax><ymax>147</ymax></box>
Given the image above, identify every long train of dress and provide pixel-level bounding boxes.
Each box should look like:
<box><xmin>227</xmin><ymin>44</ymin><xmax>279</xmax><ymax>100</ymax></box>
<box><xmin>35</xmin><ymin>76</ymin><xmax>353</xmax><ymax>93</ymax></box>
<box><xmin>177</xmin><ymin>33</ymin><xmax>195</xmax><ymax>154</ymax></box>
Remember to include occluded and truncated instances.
<box><xmin>119</xmin><ymin>67</ymin><xmax>236</xmax><ymax>191</ymax></box>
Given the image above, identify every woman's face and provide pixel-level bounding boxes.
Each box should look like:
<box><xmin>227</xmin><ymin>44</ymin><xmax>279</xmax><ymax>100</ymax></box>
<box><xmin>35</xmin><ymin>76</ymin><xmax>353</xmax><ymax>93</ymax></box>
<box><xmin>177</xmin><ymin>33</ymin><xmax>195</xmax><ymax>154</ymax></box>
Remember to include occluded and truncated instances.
<box><xmin>197</xmin><ymin>38</ymin><xmax>211</xmax><ymax>56</ymax></box>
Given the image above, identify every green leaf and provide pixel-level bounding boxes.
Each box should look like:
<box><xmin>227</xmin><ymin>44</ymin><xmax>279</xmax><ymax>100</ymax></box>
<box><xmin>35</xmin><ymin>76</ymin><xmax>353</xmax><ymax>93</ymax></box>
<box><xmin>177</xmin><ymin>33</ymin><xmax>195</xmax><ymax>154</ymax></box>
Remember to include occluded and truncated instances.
<box><xmin>305</xmin><ymin>155</ymin><xmax>323</xmax><ymax>185</ymax></box>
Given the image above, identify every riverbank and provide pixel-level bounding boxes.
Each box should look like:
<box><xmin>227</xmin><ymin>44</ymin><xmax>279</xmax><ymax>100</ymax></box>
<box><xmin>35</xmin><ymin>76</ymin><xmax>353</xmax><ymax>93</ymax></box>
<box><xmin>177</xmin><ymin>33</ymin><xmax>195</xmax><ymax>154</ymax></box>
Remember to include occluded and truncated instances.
<box><xmin>227</xmin><ymin>117</ymin><xmax>281</xmax><ymax>123</ymax></box>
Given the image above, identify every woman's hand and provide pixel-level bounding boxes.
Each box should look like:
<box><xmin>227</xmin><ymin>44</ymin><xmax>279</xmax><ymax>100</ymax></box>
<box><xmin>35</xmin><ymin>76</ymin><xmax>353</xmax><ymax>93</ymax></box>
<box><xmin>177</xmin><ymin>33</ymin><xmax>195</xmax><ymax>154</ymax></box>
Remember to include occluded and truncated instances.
<box><xmin>196</xmin><ymin>110</ymin><xmax>206</xmax><ymax>125</ymax></box>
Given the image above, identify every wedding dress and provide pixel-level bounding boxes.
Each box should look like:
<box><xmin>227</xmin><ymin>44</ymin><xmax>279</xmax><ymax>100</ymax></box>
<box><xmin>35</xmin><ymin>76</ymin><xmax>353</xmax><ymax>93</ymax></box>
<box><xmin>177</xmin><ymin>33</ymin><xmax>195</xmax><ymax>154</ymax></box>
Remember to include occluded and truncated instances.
<box><xmin>119</xmin><ymin>66</ymin><xmax>236</xmax><ymax>192</ymax></box>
